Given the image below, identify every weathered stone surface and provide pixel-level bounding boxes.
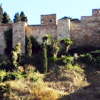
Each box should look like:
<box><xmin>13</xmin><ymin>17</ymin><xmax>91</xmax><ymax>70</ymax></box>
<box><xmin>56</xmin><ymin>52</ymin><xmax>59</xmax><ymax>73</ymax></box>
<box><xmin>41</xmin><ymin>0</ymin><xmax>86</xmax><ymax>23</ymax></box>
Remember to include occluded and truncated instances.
<box><xmin>12</xmin><ymin>22</ymin><xmax>25</xmax><ymax>54</ymax></box>
<box><xmin>0</xmin><ymin>24</ymin><xmax>12</xmax><ymax>55</ymax></box>
<box><xmin>57</xmin><ymin>19</ymin><xmax>70</xmax><ymax>40</ymax></box>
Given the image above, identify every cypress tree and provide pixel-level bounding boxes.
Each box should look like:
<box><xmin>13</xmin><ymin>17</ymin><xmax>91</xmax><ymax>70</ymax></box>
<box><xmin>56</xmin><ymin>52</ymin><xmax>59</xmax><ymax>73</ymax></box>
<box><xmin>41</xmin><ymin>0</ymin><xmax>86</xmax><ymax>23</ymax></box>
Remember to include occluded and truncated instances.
<box><xmin>20</xmin><ymin>11</ymin><xmax>27</xmax><ymax>22</ymax></box>
<box><xmin>13</xmin><ymin>12</ymin><xmax>21</xmax><ymax>23</ymax></box>
<box><xmin>43</xmin><ymin>39</ymin><xmax>48</xmax><ymax>73</ymax></box>
<box><xmin>42</xmin><ymin>34</ymin><xmax>51</xmax><ymax>73</ymax></box>
<box><xmin>2</xmin><ymin>12</ymin><xmax>12</xmax><ymax>23</ymax></box>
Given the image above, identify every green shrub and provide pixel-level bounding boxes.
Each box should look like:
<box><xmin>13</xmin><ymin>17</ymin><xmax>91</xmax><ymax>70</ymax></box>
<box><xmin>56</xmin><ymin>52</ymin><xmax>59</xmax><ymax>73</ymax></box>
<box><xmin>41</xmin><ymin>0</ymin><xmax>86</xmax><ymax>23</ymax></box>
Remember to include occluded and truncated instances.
<box><xmin>3</xmin><ymin>72</ymin><xmax>18</xmax><ymax>81</ymax></box>
<box><xmin>0</xmin><ymin>83</ymin><xmax>10</xmax><ymax>99</ymax></box>
<box><xmin>0</xmin><ymin>61</ymin><xmax>13</xmax><ymax>71</ymax></box>
<box><xmin>0</xmin><ymin>70</ymin><xmax>6</xmax><ymax>82</ymax></box>
<box><xmin>79</xmin><ymin>51</ymin><xmax>100</xmax><ymax>68</ymax></box>
<box><xmin>27</xmin><ymin>71</ymin><xmax>44</xmax><ymax>82</ymax></box>
<box><xmin>11</xmin><ymin>42</ymin><xmax>21</xmax><ymax>69</ymax></box>
<box><xmin>61</xmin><ymin>55</ymin><xmax>74</xmax><ymax>65</ymax></box>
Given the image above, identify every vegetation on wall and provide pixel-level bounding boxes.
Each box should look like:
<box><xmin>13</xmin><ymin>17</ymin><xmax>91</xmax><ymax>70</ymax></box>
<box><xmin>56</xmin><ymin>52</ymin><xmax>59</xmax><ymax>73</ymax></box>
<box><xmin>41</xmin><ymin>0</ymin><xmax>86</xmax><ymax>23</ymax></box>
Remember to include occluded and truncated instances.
<box><xmin>26</xmin><ymin>36</ymin><xmax>32</xmax><ymax>58</ymax></box>
<box><xmin>62</xmin><ymin>38</ymin><xmax>73</xmax><ymax>53</ymax></box>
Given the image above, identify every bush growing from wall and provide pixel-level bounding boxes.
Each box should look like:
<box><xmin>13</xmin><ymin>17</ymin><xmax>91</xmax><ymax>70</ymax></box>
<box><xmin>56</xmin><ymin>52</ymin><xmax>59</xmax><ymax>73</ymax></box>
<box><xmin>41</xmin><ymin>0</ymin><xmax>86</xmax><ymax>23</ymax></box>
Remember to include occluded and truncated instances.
<box><xmin>26</xmin><ymin>36</ymin><xmax>32</xmax><ymax>58</ymax></box>
<box><xmin>61</xmin><ymin>38</ymin><xmax>73</xmax><ymax>54</ymax></box>
<box><xmin>11</xmin><ymin>43</ymin><xmax>21</xmax><ymax>69</ymax></box>
<box><xmin>78</xmin><ymin>50</ymin><xmax>100</xmax><ymax>68</ymax></box>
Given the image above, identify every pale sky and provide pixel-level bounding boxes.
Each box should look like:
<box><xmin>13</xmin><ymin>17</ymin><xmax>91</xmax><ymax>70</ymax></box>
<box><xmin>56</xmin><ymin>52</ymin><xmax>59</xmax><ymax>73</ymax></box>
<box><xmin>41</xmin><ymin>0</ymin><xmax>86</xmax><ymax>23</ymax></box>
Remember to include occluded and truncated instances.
<box><xmin>1</xmin><ymin>0</ymin><xmax>100</xmax><ymax>25</ymax></box>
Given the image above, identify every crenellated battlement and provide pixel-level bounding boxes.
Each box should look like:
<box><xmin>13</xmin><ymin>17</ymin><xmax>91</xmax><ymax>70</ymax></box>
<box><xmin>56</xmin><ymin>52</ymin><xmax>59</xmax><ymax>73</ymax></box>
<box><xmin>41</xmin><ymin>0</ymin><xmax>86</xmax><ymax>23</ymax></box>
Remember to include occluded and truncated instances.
<box><xmin>81</xmin><ymin>9</ymin><xmax>100</xmax><ymax>21</ymax></box>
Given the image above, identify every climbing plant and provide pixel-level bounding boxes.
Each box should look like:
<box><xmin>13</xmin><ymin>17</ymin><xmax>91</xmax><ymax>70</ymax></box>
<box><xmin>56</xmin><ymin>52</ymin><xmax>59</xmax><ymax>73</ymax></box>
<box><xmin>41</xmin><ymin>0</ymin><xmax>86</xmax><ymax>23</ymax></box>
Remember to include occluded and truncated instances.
<box><xmin>26</xmin><ymin>36</ymin><xmax>32</xmax><ymax>58</ymax></box>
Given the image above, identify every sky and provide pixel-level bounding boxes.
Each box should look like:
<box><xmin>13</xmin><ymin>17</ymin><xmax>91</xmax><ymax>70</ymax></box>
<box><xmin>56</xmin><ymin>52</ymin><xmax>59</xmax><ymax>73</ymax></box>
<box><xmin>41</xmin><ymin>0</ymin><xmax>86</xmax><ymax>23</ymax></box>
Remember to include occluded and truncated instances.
<box><xmin>0</xmin><ymin>0</ymin><xmax>100</xmax><ymax>25</ymax></box>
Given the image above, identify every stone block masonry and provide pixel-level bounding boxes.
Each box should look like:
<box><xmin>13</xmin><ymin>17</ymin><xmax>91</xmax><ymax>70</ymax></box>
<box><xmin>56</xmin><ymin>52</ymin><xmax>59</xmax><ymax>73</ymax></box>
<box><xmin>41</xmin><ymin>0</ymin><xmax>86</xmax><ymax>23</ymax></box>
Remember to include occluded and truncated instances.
<box><xmin>12</xmin><ymin>22</ymin><xmax>26</xmax><ymax>54</ymax></box>
<box><xmin>0</xmin><ymin>9</ymin><xmax>100</xmax><ymax>55</ymax></box>
<box><xmin>0</xmin><ymin>24</ymin><xmax>12</xmax><ymax>55</ymax></box>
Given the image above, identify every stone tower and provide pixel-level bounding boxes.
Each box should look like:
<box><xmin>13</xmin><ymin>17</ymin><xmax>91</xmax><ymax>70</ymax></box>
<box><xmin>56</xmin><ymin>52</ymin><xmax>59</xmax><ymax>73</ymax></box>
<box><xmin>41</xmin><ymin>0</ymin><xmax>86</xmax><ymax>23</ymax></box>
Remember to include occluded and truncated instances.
<box><xmin>41</xmin><ymin>14</ymin><xmax>57</xmax><ymax>25</ymax></box>
<box><xmin>12</xmin><ymin>21</ymin><xmax>26</xmax><ymax>54</ymax></box>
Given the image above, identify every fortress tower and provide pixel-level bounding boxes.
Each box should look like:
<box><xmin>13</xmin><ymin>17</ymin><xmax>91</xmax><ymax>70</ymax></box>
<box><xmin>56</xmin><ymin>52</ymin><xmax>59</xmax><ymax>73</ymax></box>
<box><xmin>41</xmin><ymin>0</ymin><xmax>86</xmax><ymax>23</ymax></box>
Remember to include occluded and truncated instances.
<box><xmin>41</xmin><ymin>14</ymin><xmax>57</xmax><ymax>25</ymax></box>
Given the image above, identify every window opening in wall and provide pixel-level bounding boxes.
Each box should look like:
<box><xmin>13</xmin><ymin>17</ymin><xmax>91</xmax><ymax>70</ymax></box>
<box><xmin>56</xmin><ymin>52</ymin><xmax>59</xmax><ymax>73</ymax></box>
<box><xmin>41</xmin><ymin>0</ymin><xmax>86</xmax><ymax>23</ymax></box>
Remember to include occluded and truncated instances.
<box><xmin>49</xmin><ymin>19</ymin><xmax>52</xmax><ymax>22</ymax></box>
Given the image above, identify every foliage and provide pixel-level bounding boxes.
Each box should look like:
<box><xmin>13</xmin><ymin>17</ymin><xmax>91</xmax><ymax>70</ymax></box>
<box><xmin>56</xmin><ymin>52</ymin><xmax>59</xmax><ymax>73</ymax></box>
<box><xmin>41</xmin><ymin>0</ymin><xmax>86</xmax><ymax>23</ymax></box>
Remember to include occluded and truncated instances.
<box><xmin>43</xmin><ymin>40</ymin><xmax>48</xmax><ymax>73</ymax></box>
<box><xmin>2</xmin><ymin>12</ymin><xmax>12</xmax><ymax>23</ymax></box>
<box><xmin>0</xmin><ymin>83</ymin><xmax>10</xmax><ymax>100</ymax></box>
<box><xmin>4</xmin><ymin>29</ymin><xmax>12</xmax><ymax>55</ymax></box>
<box><xmin>13</xmin><ymin>11</ymin><xmax>27</xmax><ymax>23</ymax></box>
<box><xmin>0</xmin><ymin>70</ymin><xmax>6</xmax><ymax>82</ymax></box>
<box><xmin>61</xmin><ymin>38</ymin><xmax>73</xmax><ymax>53</ymax></box>
<box><xmin>3</xmin><ymin>72</ymin><xmax>17</xmax><ymax>81</ymax></box>
<box><xmin>11</xmin><ymin>43</ymin><xmax>21</xmax><ymax>69</ymax></box>
<box><xmin>20</xmin><ymin>11</ymin><xmax>27</xmax><ymax>22</ymax></box>
<box><xmin>42</xmin><ymin>34</ymin><xmax>52</xmax><ymax>45</ymax></box>
<box><xmin>0</xmin><ymin>61</ymin><xmax>13</xmax><ymax>71</ymax></box>
<box><xmin>63</xmin><ymin>38</ymin><xmax>73</xmax><ymax>45</ymax></box>
<box><xmin>42</xmin><ymin>34</ymin><xmax>52</xmax><ymax>73</ymax></box>
<box><xmin>52</xmin><ymin>40</ymin><xmax>60</xmax><ymax>58</ymax></box>
<box><xmin>65</xmin><ymin>63</ymin><xmax>84</xmax><ymax>73</ymax></box>
<box><xmin>26</xmin><ymin>37</ymin><xmax>32</xmax><ymax>58</ymax></box>
<box><xmin>14</xmin><ymin>42</ymin><xmax>21</xmax><ymax>64</ymax></box>
<box><xmin>27</xmin><ymin>72</ymin><xmax>44</xmax><ymax>82</ymax></box>
<box><xmin>78</xmin><ymin>50</ymin><xmax>100</xmax><ymax>68</ymax></box>
<box><xmin>69</xmin><ymin>46</ymin><xmax>100</xmax><ymax>54</ymax></box>
<box><xmin>61</xmin><ymin>55</ymin><xmax>74</xmax><ymax>65</ymax></box>
<box><xmin>13</xmin><ymin>12</ymin><xmax>21</xmax><ymax>23</ymax></box>
<box><xmin>0</xmin><ymin>6</ymin><xmax>3</xmax><ymax>23</ymax></box>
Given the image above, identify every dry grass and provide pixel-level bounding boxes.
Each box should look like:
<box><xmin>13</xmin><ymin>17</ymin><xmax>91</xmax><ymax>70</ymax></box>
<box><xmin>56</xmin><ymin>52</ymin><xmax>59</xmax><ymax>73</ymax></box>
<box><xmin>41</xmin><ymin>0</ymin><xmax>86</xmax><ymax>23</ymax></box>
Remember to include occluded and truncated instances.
<box><xmin>5</xmin><ymin>78</ymin><xmax>65</xmax><ymax>100</ymax></box>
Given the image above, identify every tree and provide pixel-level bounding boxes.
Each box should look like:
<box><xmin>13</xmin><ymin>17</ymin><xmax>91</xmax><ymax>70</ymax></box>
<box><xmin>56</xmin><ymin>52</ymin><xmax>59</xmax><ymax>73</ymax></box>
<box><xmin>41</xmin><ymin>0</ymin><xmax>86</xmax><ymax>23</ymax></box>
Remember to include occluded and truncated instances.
<box><xmin>63</xmin><ymin>38</ymin><xmax>73</xmax><ymax>53</ymax></box>
<box><xmin>42</xmin><ymin>34</ymin><xmax>51</xmax><ymax>73</ymax></box>
<box><xmin>20</xmin><ymin>11</ymin><xmax>27</xmax><ymax>22</ymax></box>
<box><xmin>26</xmin><ymin>36</ymin><xmax>32</xmax><ymax>58</ymax></box>
<box><xmin>2</xmin><ymin>12</ymin><xmax>12</xmax><ymax>23</ymax></box>
<box><xmin>13</xmin><ymin>12</ymin><xmax>21</xmax><ymax>23</ymax></box>
<box><xmin>52</xmin><ymin>40</ymin><xmax>60</xmax><ymax>58</ymax></box>
<box><xmin>0</xmin><ymin>5</ymin><xmax>3</xmax><ymax>23</ymax></box>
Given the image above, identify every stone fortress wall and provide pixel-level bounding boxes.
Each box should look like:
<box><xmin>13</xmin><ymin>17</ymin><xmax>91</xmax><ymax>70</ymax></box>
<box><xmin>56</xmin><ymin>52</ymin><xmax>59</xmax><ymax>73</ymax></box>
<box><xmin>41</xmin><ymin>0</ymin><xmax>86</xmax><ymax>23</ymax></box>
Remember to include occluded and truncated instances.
<box><xmin>0</xmin><ymin>9</ymin><xmax>100</xmax><ymax>55</ymax></box>
<box><xmin>70</xmin><ymin>9</ymin><xmax>100</xmax><ymax>48</ymax></box>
